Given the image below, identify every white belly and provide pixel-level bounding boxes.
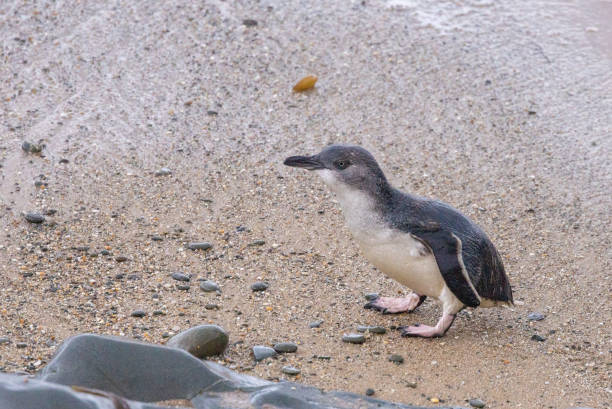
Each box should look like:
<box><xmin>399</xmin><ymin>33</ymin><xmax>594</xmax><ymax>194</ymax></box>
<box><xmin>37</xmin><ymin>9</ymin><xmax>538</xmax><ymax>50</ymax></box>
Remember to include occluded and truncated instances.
<box><xmin>356</xmin><ymin>230</ymin><xmax>446</xmax><ymax>298</ymax></box>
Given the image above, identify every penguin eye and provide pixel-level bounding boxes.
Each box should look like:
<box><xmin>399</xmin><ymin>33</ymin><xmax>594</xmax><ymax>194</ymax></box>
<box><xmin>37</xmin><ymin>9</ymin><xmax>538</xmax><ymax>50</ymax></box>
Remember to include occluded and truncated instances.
<box><xmin>334</xmin><ymin>159</ymin><xmax>350</xmax><ymax>170</ymax></box>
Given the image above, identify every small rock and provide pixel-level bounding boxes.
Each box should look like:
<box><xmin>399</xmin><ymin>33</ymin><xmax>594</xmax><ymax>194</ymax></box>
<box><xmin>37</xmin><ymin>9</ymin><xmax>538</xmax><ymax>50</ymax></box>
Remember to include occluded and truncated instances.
<box><xmin>527</xmin><ymin>312</ymin><xmax>545</xmax><ymax>321</ymax></box>
<box><xmin>16</xmin><ymin>342</ymin><xmax>27</xmax><ymax>349</ymax></box>
<box><xmin>281</xmin><ymin>366</ymin><xmax>301</xmax><ymax>375</ymax></box>
<box><xmin>22</xmin><ymin>141</ymin><xmax>42</xmax><ymax>153</ymax></box>
<box><xmin>388</xmin><ymin>354</ymin><xmax>404</xmax><ymax>364</ymax></box>
<box><xmin>253</xmin><ymin>345</ymin><xmax>277</xmax><ymax>361</ymax></box>
<box><xmin>469</xmin><ymin>398</ymin><xmax>486</xmax><ymax>408</ymax></box>
<box><xmin>24</xmin><ymin>212</ymin><xmax>45</xmax><ymax>224</ymax></box>
<box><xmin>131</xmin><ymin>310</ymin><xmax>146</xmax><ymax>318</ymax></box>
<box><xmin>205</xmin><ymin>303</ymin><xmax>219</xmax><ymax>310</ymax></box>
<box><xmin>207</xmin><ymin>110</ymin><xmax>218</xmax><ymax>116</ymax></box>
<box><xmin>21</xmin><ymin>272</ymin><xmax>34</xmax><ymax>278</ymax></box>
<box><xmin>151</xmin><ymin>235</ymin><xmax>163</xmax><ymax>241</ymax></box>
<box><xmin>342</xmin><ymin>334</ymin><xmax>365</xmax><ymax>344</ymax></box>
<box><xmin>166</xmin><ymin>325</ymin><xmax>228</xmax><ymax>358</ymax></box>
<box><xmin>357</xmin><ymin>325</ymin><xmax>386</xmax><ymax>334</ymax></box>
<box><xmin>199</xmin><ymin>280</ymin><xmax>220</xmax><ymax>292</ymax></box>
<box><xmin>154</xmin><ymin>167</ymin><xmax>172</xmax><ymax>176</ymax></box>
<box><xmin>100</xmin><ymin>250</ymin><xmax>110</xmax><ymax>256</ymax></box>
<box><xmin>59</xmin><ymin>158</ymin><xmax>69</xmax><ymax>164</ymax></box>
<box><xmin>364</xmin><ymin>293</ymin><xmax>379</xmax><ymax>301</ymax></box>
<box><xmin>0</xmin><ymin>337</ymin><xmax>10</xmax><ymax>344</ymax></box>
<box><xmin>243</xmin><ymin>19</ymin><xmax>258</xmax><ymax>27</ymax></box>
<box><xmin>152</xmin><ymin>310</ymin><xmax>165</xmax><ymax>316</ymax></box>
<box><xmin>273</xmin><ymin>342</ymin><xmax>298</xmax><ymax>353</ymax></box>
<box><xmin>531</xmin><ymin>334</ymin><xmax>546</xmax><ymax>342</ymax></box>
<box><xmin>309</xmin><ymin>320</ymin><xmax>323</xmax><ymax>328</ymax></box>
<box><xmin>115</xmin><ymin>256</ymin><xmax>128</xmax><ymax>262</ymax></box>
<box><xmin>249</xmin><ymin>240</ymin><xmax>265</xmax><ymax>247</ymax></box>
<box><xmin>187</xmin><ymin>242</ymin><xmax>212</xmax><ymax>251</ymax></box>
<box><xmin>251</xmin><ymin>281</ymin><xmax>269</xmax><ymax>292</ymax></box>
<box><xmin>365</xmin><ymin>388</ymin><xmax>375</xmax><ymax>396</ymax></box>
<box><xmin>176</xmin><ymin>284</ymin><xmax>190</xmax><ymax>291</ymax></box>
<box><xmin>171</xmin><ymin>272</ymin><xmax>191</xmax><ymax>282</ymax></box>
<box><xmin>405</xmin><ymin>381</ymin><xmax>417</xmax><ymax>388</ymax></box>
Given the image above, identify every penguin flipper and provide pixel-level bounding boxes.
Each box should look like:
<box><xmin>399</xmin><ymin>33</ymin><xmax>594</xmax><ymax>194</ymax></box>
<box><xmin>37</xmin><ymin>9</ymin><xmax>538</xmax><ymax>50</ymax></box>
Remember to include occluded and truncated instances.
<box><xmin>410</xmin><ymin>228</ymin><xmax>480</xmax><ymax>308</ymax></box>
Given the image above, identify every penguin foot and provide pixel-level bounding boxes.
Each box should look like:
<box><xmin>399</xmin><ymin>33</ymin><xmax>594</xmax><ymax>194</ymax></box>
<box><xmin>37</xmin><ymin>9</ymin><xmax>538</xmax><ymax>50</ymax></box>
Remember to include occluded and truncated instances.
<box><xmin>364</xmin><ymin>294</ymin><xmax>426</xmax><ymax>314</ymax></box>
<box><xmin>398</xmin><ymin>313</ymin><xmax>456</xmax><ymax>338</ymax></box>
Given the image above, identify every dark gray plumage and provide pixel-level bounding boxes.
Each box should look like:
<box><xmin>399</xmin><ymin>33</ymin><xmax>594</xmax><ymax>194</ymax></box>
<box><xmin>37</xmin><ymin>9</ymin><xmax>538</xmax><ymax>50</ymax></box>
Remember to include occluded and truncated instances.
<box><xmin>284</xmin><ymin>144</ymin><xmax>513</xmax><ymax>337</ymax></box>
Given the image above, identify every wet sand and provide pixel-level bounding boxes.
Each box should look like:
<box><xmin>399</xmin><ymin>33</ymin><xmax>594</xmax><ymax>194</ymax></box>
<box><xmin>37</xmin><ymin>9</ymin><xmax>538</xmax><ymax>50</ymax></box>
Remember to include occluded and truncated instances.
<box><xmin>0</xmin><ymin>0</ymin><xmax>610</xmax><ymax>408</ymax></box>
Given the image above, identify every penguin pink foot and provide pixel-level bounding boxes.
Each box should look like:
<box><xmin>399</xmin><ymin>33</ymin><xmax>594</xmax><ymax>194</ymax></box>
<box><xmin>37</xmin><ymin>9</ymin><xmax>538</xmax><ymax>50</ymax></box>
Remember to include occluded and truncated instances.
<box><xmin>399</xmin><ymin>313</ymin><xmax>456</xmax><ymax>338</ymax></box>
<box><xmin>365</xmin><ymin>293</ymin><xmax>426</xmax><ymax>314</ymax></box>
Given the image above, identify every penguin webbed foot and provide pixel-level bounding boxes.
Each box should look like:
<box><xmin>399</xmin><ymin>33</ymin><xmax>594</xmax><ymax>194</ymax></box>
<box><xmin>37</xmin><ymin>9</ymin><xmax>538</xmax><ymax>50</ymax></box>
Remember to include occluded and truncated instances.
<box><xmin>364</xmin><ymin>294</ymin><xmax>426</xmax><ymax>314</ymax></box>
<box><xmin>399</xmin><ymin>313</ymin><xmax>456</xmax><ymax>338</ymax></box>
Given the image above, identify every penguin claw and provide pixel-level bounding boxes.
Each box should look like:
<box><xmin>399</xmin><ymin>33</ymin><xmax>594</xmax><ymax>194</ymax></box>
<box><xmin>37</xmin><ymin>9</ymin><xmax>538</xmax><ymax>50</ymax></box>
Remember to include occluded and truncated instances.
<box><xmin>364</xmin><ymin>295</ymin><xmax>425</xmax><ymax>314</ymax></box>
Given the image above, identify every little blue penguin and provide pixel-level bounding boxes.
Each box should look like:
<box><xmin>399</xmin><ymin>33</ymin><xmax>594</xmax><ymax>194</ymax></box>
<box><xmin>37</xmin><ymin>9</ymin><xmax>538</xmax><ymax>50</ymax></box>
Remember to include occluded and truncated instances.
<box><xmin>284</xmin><ymin>144</ymin><xmax>513</xmax><ymax>337</ymax></box>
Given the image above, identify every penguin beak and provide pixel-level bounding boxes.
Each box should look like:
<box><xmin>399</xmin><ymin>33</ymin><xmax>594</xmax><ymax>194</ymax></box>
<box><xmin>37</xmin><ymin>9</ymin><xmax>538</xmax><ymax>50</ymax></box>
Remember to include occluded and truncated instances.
<box><xmin>283</xmin><ymin>155</ymin><xmax>325</xmax><ymax>171</ymax></box>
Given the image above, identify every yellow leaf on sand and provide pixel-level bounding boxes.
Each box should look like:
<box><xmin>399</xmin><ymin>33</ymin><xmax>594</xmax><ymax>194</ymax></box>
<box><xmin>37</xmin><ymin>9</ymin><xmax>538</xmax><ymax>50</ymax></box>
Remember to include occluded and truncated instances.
<box><xmin>293</xmin><ymin>75</ymin><xmax>317</xmax><ymax>92</ymax></box>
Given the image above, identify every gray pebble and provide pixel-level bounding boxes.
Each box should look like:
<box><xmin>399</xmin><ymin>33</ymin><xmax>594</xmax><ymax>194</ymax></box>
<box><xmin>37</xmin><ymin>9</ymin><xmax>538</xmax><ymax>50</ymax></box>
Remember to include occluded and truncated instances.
<box><xmin>100</xmin><ymin>250</ymin><xmax>110</xmax><ymax>256</ymax></box>
<box><xmin>0</xmin><ymin>337</ymin><xmax>10</xmax><ymax>344</ymax></box>
<box><xmin>187</xmin><ymin>242</ymin><xmax>212</xmax><ymax>250</ymax></box>
<box><xmin>388</xmin><ymin>354</ymin><xmax>404</xmax><ymax>364</ymax></box>
<box><xmin>273</xmin><ymin>342</ymin><xmax>298</xmax><ymax>353</ymax></box>
<box><xmin>249</xmin><ymin>240</ymin><xmax>265</xmax><ymax>246</ymax></box>
<box><xmin>364</xmin><ymin>293</ymin><xmax>379</xmax><ymax>301</ymax></box>
<box><xmin>152</xmin><ymin>310</ymin><xmax>165</xmax><ymax>316</ymax></box>
<box><xmin>151</xmin><ymin>235</ymin><xmax>163</xmax><ymax>241</ymax></box>
<box><xmin>171</xmin><ymin>272</ymin><xmax>191</xmax><ymax>282</ymax></box>
<box><xmin>243</xmin><ymin>19</ymin><xmax>258</xmax><ymax>27</ymax></box>
<box><xmin>154</xmin><ymin>167</ymin><xmax>172</xmax><ymax>176</ymax></box>
<box><xmin>176</xmin><ymin>284</ymin><xmax>190</xmax><ymax>291</ymax></box>
<box><xmin>531</xmin><ymin>334</ymin><xmax>546</xmax><ymax>342</ymax></box>
<box><xmin>405</xmin><ymin>381</ymin><xmax>417</xmax><ymax>388</ymax></box>
<box><xmin>199</xmin><ymin>280</ymin><xmax>220</xmax><ymax>292</ymax></box>
<box><xmin>282</xmin><ymin>366</ymin><xmax>301</xmax><ymax>375</ymax></box>
<box><xmin>309</xmin><ymin>320</ymin><xmax>323</xmax><ymax>328</ymax></box>
<box><xmin>253</xmin><ymin>345</ymin><xmax>277</xmax><ymax>361</ymax></box>
<box><xmin>342</xmin><ymin>334</ymin><xmax>365</xmax><ymax>344</ymax></box>
<box><xmin>251</xmin><ymin>281</ymin><xmax>269</xmax><ymax>292</ymax></box>
<box><xmin>205</xmin><ymin>303</ymin><xmax>219</xmax><ymax>310</ymax></box>
<box><xmin>357</xmin><ymin>325</ymin><xmax>386</xmax><ymax>334</ymax></box>
<box><xmin>24</xmin><ymin>212</ymin><xmax>45</xmax><ymax>224</ymax></box>
<box><xmin>21</xmin><ymin>272</ymin><xmax>34</xmax><ymax>278</ymax></box>
<box><xmin>131</xmin><ymin>310</ymin><xmax>146</xmax><ymax>317</ymax></box>
<box><xmin>469</xmin><ymin>398</ymin><xmax>486</xmax><ymax>408</ymax></box>
<box><xmin>16</xmin><ymin>342</ymin><xmax>27</xmax><ymax>349</ymax></box>
<box><xmin>166</xmin><ymin>325</ymin><xmax>228</xmax><ymax>358</ymax></box>
<box><xmin>115</xmin><ymin>256</ymin><xmax>128</xmax><ymax>262</ymax></box>
<box><xmin>365</xmin><ymin>388</ymin><xmax>375</xmax><ymax>396</ymax></box>
<box><xmin>22</xmin><ymin>141</ymin><xmax>42</xmax><ymax>153</ymax></box>
<box><xmin>527</xmin><ymin>312</ymin><xmax>545</xmax><ymax>321</ymax></box>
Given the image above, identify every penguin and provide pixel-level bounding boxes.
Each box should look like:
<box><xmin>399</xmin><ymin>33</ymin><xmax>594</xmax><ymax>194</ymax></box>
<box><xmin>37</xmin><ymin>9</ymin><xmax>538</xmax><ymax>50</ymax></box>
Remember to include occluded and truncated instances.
<box><xmin>284</xmin><ymin>144</ymin><xmax>513</xmax><ymax>337</ymax></box>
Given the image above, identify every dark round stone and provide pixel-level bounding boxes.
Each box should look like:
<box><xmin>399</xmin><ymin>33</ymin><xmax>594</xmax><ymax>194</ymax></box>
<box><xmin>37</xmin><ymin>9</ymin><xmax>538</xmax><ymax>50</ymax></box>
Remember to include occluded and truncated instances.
<box><xmin>273</xmin><ymin>342</ymin><xmax>298</xmax><ymax>353</ymax></box>
<box><xmin>199</xmin><ymin>280</ymin><xmax>220</xmax><ymax>292</ymax></box>
<box><xmin>388</xmin><ymin>354</ymin><xmax>404</xmax><ymax>364</ymax></box>
<box><xmin>469</xmin><ymin>398</ymin><xmax>486</xmax><ymax>408</ymax></box>
<box><xmin>24</xmin><ymin>212</ymin><xmax>45</xmax><ymax>224</ymax></box>
<box><xmin>281</xmin><ymin>366</ymin><xmax>301</xmax><ymax>375</ymax></box>
<box><xmin>527</xmin><ymin>312</ymin><xmax>545</xmax><ymax>321</ymax></box>
<box><xmin>531</xmin><ymin>334</ymin><xmax>546</xmax><ymax>342</ymax></box>
<box><xmin>187</xmin><ymin>242</ymin><xmax>212</xmax><ymax>250</ymax></box>
<box><xmin>364</xmin><ymin>293</ymin><xmax>379</xmax><ymax>301</ymax></box>
<box><xmin>365</xmin><ymin>388</ymin><xmax>375</xmax><ymax>396</ymax></box>
<box><xmin>251</xmin><ymin>281</ymin><xmax>269</xmax><ymax>292</ymax></box>
<box><xmin>253</xmin><ymin>346</ymin><xmax>277</xmax><ymax>361</ymax></box>
<box><xmin>131</xmin><ymin>310</ymin><xmax>146</xmax><ymax>317</ymax></box>
<box><xmin>171</xmin><ymin>272</ymin><xmax>191</xmax><ymax>282</ymax></box>
<box><xmin>342</xmin><ymin>334</ymin><xmax>365</xmax><ymax>344</ymax></box>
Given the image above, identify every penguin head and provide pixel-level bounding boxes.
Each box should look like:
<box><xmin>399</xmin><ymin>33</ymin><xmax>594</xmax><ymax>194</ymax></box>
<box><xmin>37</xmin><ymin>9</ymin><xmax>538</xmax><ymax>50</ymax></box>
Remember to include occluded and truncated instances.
<box><xmin>284</xmin><ymin>144</ymin><xmax>389</xmax><ymax>198</ymax></box>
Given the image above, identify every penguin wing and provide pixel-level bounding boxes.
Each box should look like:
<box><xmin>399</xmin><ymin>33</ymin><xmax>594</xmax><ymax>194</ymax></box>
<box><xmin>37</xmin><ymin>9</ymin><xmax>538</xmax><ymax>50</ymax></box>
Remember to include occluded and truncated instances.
<box><xmin>410</xmin><ymin>225</ymin><xmax>481</xmax><ymax>308</ymax></box>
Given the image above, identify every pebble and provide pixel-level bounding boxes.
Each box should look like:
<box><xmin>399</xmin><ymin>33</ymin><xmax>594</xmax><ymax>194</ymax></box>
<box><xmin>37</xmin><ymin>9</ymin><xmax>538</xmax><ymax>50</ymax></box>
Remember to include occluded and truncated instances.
<box><xmin>100</xmin><ymin>250</ymin><xmax>110</xmax><ymax>256</ymax></box>
<box><xmin>531</xmin><ymin>334</ymin><xmax>546</xmax><ymax>342</ymax></box>
<box><xmin>131</xmin><ymin>310</ymin><xmax>146</xmax><ymax>318</ymax></box>
<box><xmin>357</xmin><ymin>325</ymin><xmax>386</xmax><ymax>334</ymax></box>
<box><xmin>187</xmin><ymin>242</ymin><xmax>212</xmax><ymax>251</ymax></box>
<box><xmin>166</xmin><ymin>325</ymin><xmax>228</xmax><ymax>358</ymax></box>
<box><xmin>151</xmin><ymin>235</ymin><xmax>163</xmax><ymax>241</ymax></box>
<box><xmin>388</xmin><ymin>354</ymin><xmax>404</xmax><ymax>364</ymax></box>
<box><xmin>249</xmin><ymin>240</ymin><xmax>266</xmax><ymax>246</ymax></box>
<box><xmin>0</xmin><ymin>337</ymin><xmax>10</xmax><ymax>344</ymax></box>
<box><xmin>21</xmin><ymin>272</ymin><xmax>34</xmax><ymax>278</ymax></box>
<box><xmin>115</xmin><ymin>256</ymin><xmax>128</xmax><ymax>262</ymax></box>
<box><xmin>176</xmin><ymin>284</ymin><xmax>190</xmax><ymax>291</ymax></box>
<box><xmin>364</xmin><ymin>293</ymin><xmax>379</xmax><ymax>301</ymax></box>
<box><xmin>527</xmin><ymin>312</ymin><xmax>545</xmax><ymax>321</ymax></box>
<box><xmin>252</xmin><ymin>345</ymin><xmax>277</xmax><ymax>361</ymax></box>
<box><xmin>16</xmin><ymin>342</ymin><xmax>27</xmax><ymax>349</ymax></box>
<box><xmin>273</xmin><ymin>342</ymin><xmax>298</xmax><ymax>353</ymax></box>
<box><xmin>469</xmin><ymin>398</ymin><xmax>486</xmax><ymax>408</ymax></box>
<box><xmin>154</xmin><ymin>167</ymin><xmax>172</xmax><ymax>176</ymax></box>
<box><xmin>21</xmin><ymin>141</ymin><xmax>42</xmax><ymax>153</ymax></box>
<box><xmin>365</xmin><ymin>388</ymin><xmax>375</xmax><ymax>396</ymax></box>
<box><xmin>199</xmin><ymin>280</ymin><xmax>220</xmax><ymax>292</ymax></box>
<box><xmin>281</xmin><ymin>366</ymin><xmax>301</xmax><ymax>375</ymax></box>
<box><xmin>205</xmin><ymin>303</ymin><xmax>219</xmax><ymax>310</ymax></box>
<box><xmin>24</xmin><ymin>212</ymin><xmax>45</xmax><ymax>224</ymax></box>
<box><xmin>243</xmin><ymin>19</ymin><xmax>258</xmax><ymax>27</ymax></box>
<box><xmin>309</xmin><ymin>320</ymin><xmax>323</xmax><ymax>328</ymax></box>
<box><xmin>342</xmin><ymin>334</ymin><xmax>365</xmax><ymax>344</ymax></box>
<box><xmin>251</xmin><ymin>281</ymin><xmax>269</xmax><ymax>292</ymax></box>
<box><xmin>405</xmin><ymin>381</ymin><xmax>417</xmax><ymax>388</ymax></box>
<box><xmin>171</xmin><ymin>272</ymin><xmax>191</xmax><ymax>282</ymax></box>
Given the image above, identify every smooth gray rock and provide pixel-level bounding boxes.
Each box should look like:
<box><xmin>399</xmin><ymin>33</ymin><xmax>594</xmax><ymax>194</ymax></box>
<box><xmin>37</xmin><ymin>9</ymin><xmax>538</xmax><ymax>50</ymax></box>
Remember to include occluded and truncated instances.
<box><xmin>154</xmin><ymin>167</ymin><xmax>172</xmax><ymax>176</ymax></box>
<box><xmin>342</xmin><ymin>333</ymin><xmax>365</xmax><ymax>344</ymax></box>
<box><xmin>171</xmin><ymin>272</ymin><xmax>190</xmax><ymax>282</ymax></box>
<box><xmin>251</xmin><ymin>281</ymin><xmax>269</xmax><ymax>292</ymax></box>
<box><xmin>166</xmin><ymin>325</ymin><xmax>228</xmax><ymax>358</ymax></box>
<box><xmin>273</xmin><ymin>342</ymin><xmax>298</xmax><ymax>353</ymax></box>
<box><xmin>281</xmin><ymin>366</ymin><xmax>301</xmax><ymax>375</ymax></box>
<box><xmin>364</xmin><ymin>293</ymin><xmax>379</xmax><ymax>301</ymax></box>
<box><xmin>199</xmin><ymin>280</ymin><xmax>220</xmax><ymax>292</ymax></box>
<box><xmin>469</xmin><ymin>398</ymin><xmax>486</xmax><ymax>408</ymax></box>
<box><xmin>187</xmin><ymin>242</ymin><xmax>212</xmax><ymax>250</ymax></box>
<box><xmin>252</xmin><ymin>345</ymin><xmax>277</xmax><ymax>361</ymax></box>
<box><xmin>389</xmin><ymin>354</ymin><xmax>404</xmax><ymax>364</ymax></box>
<box><xmin>309</xmin><ymin>320</ymin><xmax>323</xmax><ymax>328</ymax></box>
<box><xmin>357</xmin><ymin>325</ymin><xmax>386</xmax><ymax>334</ymax></box>
<box><xmin>527</xmin><ymin>312</ymin><xmax>545</xmax><ymax>321</ymax></box>
<box><xmin>24</xmin><ymin>213</ymin><xmax>45</xmax><ymax>224</ymax></box>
